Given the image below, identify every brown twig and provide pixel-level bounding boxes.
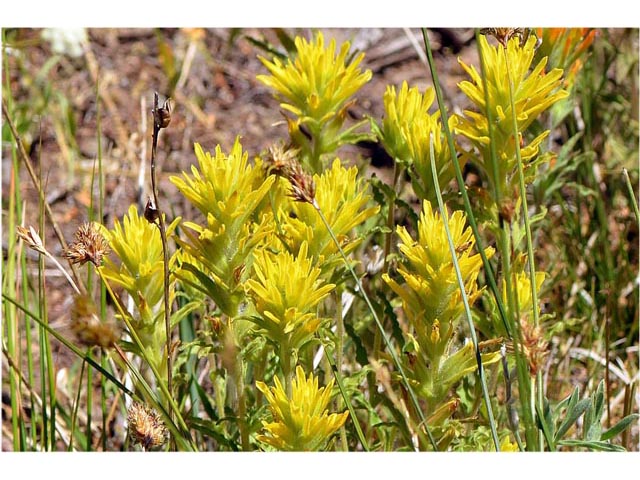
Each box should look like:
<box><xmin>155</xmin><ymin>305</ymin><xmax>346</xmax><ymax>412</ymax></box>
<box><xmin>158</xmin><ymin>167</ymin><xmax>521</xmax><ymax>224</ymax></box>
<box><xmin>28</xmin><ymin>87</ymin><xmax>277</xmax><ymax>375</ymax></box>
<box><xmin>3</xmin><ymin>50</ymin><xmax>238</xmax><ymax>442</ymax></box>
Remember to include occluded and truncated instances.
<box><xmin>149</xmin><ymin>92</ymin><xmax>174</xmax><ymax>417</ymax></box>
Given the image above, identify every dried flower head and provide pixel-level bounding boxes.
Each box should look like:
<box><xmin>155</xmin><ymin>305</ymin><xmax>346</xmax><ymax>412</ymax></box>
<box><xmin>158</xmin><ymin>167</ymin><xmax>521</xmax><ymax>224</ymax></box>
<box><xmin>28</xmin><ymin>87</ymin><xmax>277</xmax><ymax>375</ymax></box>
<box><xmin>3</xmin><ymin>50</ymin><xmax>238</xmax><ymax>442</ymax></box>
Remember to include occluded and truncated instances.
<box><xmin>127</xmin><ymin>402</ymin><xmax>167</xmax><ymax>450</ymax></box>
<box><xmin>153</xmin><ymin>97</ymin><xmax>172</xmax><ymax>129</ymax></box>
<box><xmin>264</xmin><ymin>142</ymin><xmax>300</xmax><ymax>177</ymax></box>
<box><xmin>286</xmin><ymin>161</ymin><xmax>316</xmax><ymax>204</ymax></box>
<box><xmin>16</xmin><ymin>225</ymin><xmax>47</xmax><ymax>256</ymax></box>
<box><xmin>480</xmin><ymin>28</ymin><xmax>532</xmax><ymax>47</ymax></box>
<box><xmin>70</xmin><ymin>294</ymin><xmax>120</xmax><ymax>348</ymax></box>
<box><xmin>64</xmin><ymin>222</ymin><xmax>110</xmax><ymax>266</ymax></box>
<box><xmin>263</xmin><ymin>142</ymin><xmax>315</xmax><ymax>204</ymax></box>
<box><xmin>506</xmin><ymin>321</ymin><xmax>549</xmax><ymax>376</ymax></box>
<box><xmin>143</xmin><ymin>197</ymin><xmax>160</xmax><ymax>224</ymax></box>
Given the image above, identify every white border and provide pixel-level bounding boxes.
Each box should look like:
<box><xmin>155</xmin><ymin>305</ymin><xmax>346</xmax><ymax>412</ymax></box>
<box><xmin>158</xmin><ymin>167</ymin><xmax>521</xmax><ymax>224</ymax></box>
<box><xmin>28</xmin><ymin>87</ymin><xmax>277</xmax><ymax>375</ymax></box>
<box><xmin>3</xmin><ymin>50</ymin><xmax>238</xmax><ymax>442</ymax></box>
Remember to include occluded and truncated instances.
<box><xmin>0</xmin><ymin>0</ymin><xmax>637</xmax><ymax>27</ymax></box>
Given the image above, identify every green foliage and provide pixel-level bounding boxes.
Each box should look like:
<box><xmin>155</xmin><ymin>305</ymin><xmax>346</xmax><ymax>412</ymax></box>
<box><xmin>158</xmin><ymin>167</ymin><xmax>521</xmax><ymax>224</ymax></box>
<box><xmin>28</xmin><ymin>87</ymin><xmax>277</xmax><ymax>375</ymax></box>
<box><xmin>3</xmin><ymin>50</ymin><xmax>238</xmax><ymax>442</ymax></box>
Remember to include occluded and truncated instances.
<box><xmin>538</xmin><ymin>380</ymin><xmax>638</xmax><ymax>451</ymax></box>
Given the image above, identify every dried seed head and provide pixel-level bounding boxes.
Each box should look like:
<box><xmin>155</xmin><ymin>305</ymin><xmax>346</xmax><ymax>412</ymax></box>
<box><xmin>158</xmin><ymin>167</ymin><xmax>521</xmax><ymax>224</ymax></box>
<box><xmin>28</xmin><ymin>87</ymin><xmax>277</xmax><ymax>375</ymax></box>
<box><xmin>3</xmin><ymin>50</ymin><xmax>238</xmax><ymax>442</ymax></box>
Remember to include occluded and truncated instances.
<box><xmin>480</xmin><ymin>28</ymin><xmax>531</xmax><ymax>47</ymax></box>
<box><xmin>17</xmin><ymin>225</ymin><xmax>47</xmax><ymax>256</ymax></box>
<box><xmin>506</xmin><ymin>321</ymin><xmax>548</xmax><ymax>376</ymax></box>
<box><xmin>263</xmin><ymin>142</ymin><xmax>300</xmax><ymax>177</ymax></box>
<box><xmin>286</xmin><ymin>161</ymin><xmax>316</xmax><ymax>205</ymax></box>
<box><xmin>70</xmin><ymin>294</ymin><xmax>120</xmax><ymax>349</ymax></box>
<box><xmin>143</xmin><ymin>197</ymin><xmax>160</xmax><ymax>224</ymax></box>
<box><xmin>64</xmin><ymin>222</ymin><xmax>110</xmax><ymax>266</ymax></box>
<box><xmin>154</xmin><ymin>98</ymin><xmax>172</xmax><ymax>129</ymax></box>
<box><xmin>520</xmin><ymin>321</ymin><xmax>548</xmax><ymax>376</ymax></box>
<box><xmin>263</xmin><ymin>143</ymin><xmax>315</xmax><ymax>204</ymax></box>
<box><xmin>127</xmin><ymin>402</ymin><xmax>167</xmax><ymax>450</ymax></box>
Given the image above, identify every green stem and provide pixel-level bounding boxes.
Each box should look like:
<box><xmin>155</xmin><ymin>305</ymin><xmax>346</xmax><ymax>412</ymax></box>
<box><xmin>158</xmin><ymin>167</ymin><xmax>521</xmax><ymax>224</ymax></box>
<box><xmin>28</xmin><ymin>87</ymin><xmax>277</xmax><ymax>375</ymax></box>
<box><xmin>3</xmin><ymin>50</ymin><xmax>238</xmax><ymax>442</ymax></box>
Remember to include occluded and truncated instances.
<box><xmin>86</xmin><ymin>352</ymin><xmax>93</xmax><ymax>451</ymax></box>
<box><xmin>69</xmin><ymin>358</ymin><xmax>87</xmax><ymax>450</ymax></box>
<box><xmin>2</xmin><ymin>294</ymin><xmax>134</xmax><ymax>396</ymax></box>
<box><xmin>100</xmin><ymin>353</ymin><xmax>108</xmax><ymax>451</ymax></box>
<box><xmin>324</xmin><ymin>346</ymin><xmax>370</xmax><ymax>451</ymax></box>
<box><xmin>280</xmin><ymin>339</ymin><xmax>293</xmax><ymax>396</ymax></box>
<box><xmin>623</xmin><ymin>168</ymin><xmax>640</xmax><ymax>222</ymax></box>
<box><xmin>4</xmin><ymin>115</ymin><xmax>21</xmax><ymax>450</ymax></box>
<box><xmin>38</xmin><ymin>161</ymin><xmax>57</xmax><ymax>450</ymax></box>
<box><xmin>503</xmin><ymin>40</ymin><xmax>544</xmax><ymax>450</ymax></box>
<box><xmin>333</xmin><ymin>288</ymin><xmax>349</xmax><ymax>451</ymax></box>
<box><xmin>427</xmin><ymin>134</ymin><xmax>500</xmax><ymax>451</ymax></box>
<box><xmin>95</xmin><ymin>271</ymin><xmax>192</xmax><ymax>441</ymax></box>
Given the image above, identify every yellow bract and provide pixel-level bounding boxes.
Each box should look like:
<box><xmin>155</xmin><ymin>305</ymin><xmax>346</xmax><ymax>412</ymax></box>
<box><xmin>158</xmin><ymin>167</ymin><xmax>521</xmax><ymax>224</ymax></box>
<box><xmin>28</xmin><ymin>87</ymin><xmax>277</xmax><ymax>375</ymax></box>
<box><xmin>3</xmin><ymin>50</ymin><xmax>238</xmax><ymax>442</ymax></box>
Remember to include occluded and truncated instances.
<box><xmin>245</xmin><ymin>242</ymin><xmax>335</xmax><ymax>350</ymax></box>
<box><xmin>376</xmin><ymin>81</ymin><xmax>461</xmax><ymax>204</ymax></box>
<box><xmin>258</xmin><ymin>32</ymin><xmax>372</xmax><ymax>172</ymax></box>
<box><xmin>170</xmin><ymin>138</ymin><xmax>275</xmax><ymax>316</ymax></box>
<box><xmin>257</xmin><ymin>32</ymin><xmax>371</xmax><ymax>122</ymax></box>
<box><xmin>383</xmin><ymin>200</ymin><xmax>495</xmax><ymax>403</ymax></box>
<box><xmin>456</xmin><ymin>35</ymin><xmax>568</xmax><ymax>197</ymax></box>
<box><xmin>281</xmin><ymin>158</ymin><xmax>379</xmax><ymax>270</ymax></box>
<box><xmin>256</xmin><ymin>365</ymin><xmax>348</xmax><ymax>451</ymax></box>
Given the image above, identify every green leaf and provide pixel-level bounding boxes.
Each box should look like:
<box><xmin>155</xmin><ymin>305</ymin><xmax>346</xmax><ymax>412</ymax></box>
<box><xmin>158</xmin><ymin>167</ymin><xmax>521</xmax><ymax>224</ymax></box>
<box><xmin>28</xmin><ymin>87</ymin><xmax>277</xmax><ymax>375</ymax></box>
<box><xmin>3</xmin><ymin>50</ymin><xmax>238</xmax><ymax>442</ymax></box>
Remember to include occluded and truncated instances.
<box><xmin>188</xmin><ymin>417</ymin><xmax>239</xmax><ymax>451</ymax></box>
<box><xmin>583</xmin><ymin>381</ymin><xmax>606</xmax><ymax>441</ymax></box>
<box><xmin>244</xmin><ymin>35</ymin><xmax>287</xmax><ymax>61</ymax></box>
<box><xmin>601</xmin><ymin>413</ymin><xmax>639</xmax><ymax>441</ymax></box>
<box><xmin>178</xmin><ymin>263</ymin><xmax>236</xmax><ymax>316</ymax></box>
<box><xmin>557</xmin><ymin>439</ymin><xmax>626</xmax><ymax>452</ymax></box>
<box><xmin>193</xmin><ymin>379</ymin><xmax>219</xmax><ymax>421</ymax></box>
<box><xmin>344</xmin><ymin>320</ymin><xmax>369</xmax><ymax>367</ymax></box>
<box><xmin>273</xmin><ymin>28</ymin><xmax>297</xmax><ymax>55</ymax></box>
<box><xmin>555</xmin><ymin>398</ymin><xmax>591</xmax><ymax>442</ymax></box>
<box><xmin>170</xmin><ymin>300</ymin><xmax>202</xmax><ymax>329</ymax></box>
<box><xmin>536</xmin><ymin>399</ymin><xmax>556</xmax><ymax>451</ymax></box>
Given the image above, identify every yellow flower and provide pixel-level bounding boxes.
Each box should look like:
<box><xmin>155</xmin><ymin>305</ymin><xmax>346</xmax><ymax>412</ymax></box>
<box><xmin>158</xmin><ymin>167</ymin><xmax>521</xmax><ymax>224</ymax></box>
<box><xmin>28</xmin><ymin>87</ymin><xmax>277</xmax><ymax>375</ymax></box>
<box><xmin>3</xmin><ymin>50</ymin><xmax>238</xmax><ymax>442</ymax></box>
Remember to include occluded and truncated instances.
<box><xmin>257</xmin><ymin>32</ymin><xmax>371</xmax><ymax>124</ymax></box>
<box><xmin>376</xmin><ymin>81</ymin><xmax>436</xmax><ymax>164</ymax></box>
<box><xmin>383</xmin><ymin>200</ymin><xmax>495</xmax><ymax>402</ymax></box>
<box><xmin>502</xmin><ymin>270</ymin><xmax>546</xmax><ymax>320</ymax></box>
<box><xmin>245</xmin><ymin>242</ymin><xmax>335</xmax><ymax>350</ymax></box>
<box><xmin>499</xmin><ymin>435</ymin><xmax>520</xmax><ymax>452</ymax></box>
<box><xmin>281</xmin><ymin>158</ymin><xmax>380</xmax><ymax>270</ymax></box>
<box><xmin>374</xmin><ymin>81</ymin><xmax>461</xmax><ymax>204</ymax></box>
<box><xmin>456</xmin><ymin>35</ymin><xmax>568</xmax><ymax>197</ymax></box>
<box><xmin>99</xmin><ymin>205</ymin><xmax>180</xmax><ymax>328</ymax></box>
<box><xmin>257</xmin><ymin>32</ymin><xmax>372</xmax><ymax>171</ymax></box>
<box><xmin>170</xmin><ymin>138</ymin><xmax>275</xmax><ymax>316</ymax></box>
<box><xmin>256</xmin><ymin>365</ymin><xmax>348</xmax><ymax>451</ymax></box>
<box><xmin>170</xmin><ymin>138</ymin><xmax>273</xmax><ymax>223</ymax></box>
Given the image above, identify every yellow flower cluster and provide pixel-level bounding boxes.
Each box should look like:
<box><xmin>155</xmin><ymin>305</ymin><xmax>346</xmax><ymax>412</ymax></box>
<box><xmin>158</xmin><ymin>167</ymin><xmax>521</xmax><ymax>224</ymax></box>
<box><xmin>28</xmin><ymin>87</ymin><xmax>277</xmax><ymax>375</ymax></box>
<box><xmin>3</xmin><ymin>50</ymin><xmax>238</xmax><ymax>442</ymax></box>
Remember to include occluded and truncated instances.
<box><xmin>256</xmin><ymin>366</ymin><xmax>348</xmax><ymax>451</ymax></box>
<box><xmin>383</xmin><ymin>201</ymin><xmax>498</xmax><ymax>403</ymax></box>
<box><xmin>456</xmin><ymin>35</ymin><xmax>568</xmax><ymax>199</ymax></box>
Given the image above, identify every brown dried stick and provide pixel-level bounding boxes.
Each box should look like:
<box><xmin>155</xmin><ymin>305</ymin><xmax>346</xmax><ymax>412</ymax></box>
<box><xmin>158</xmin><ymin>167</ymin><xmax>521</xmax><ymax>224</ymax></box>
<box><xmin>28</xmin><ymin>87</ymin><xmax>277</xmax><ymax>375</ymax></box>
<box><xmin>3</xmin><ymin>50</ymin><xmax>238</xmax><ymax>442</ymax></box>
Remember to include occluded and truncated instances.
<box><xmin>148</xmin><ymin>92</ymin><xmax>174</xmax><ymax>409</ymax></box>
